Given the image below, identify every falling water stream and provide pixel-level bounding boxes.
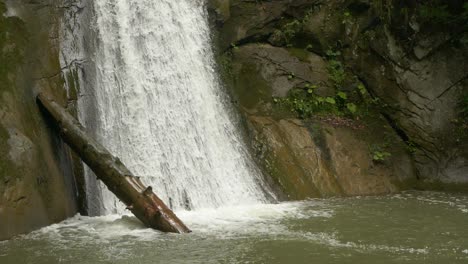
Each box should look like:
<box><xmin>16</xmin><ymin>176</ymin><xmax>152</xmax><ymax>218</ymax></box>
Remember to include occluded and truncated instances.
<box><xmin>1</xmin><ymin>1</ymin><xmax>467</xmax><ymax>263</ymax></box>
<box><xmin>80</xmin><ymin>0</ymin><xmax>271</xmax><ymax>215</ymax></box>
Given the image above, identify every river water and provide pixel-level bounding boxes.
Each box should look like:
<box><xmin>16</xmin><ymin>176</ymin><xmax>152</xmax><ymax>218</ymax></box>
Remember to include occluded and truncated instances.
<box><xmin>1</xmin><ymin>191</ymin><xmax>467</xmax><ymax>263</ymax></box>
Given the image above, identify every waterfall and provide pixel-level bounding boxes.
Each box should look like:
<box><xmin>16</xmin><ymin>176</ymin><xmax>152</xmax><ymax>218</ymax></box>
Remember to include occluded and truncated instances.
<box><xmin>62</xmin><ymin>0</ymin><xmax>272</xmax><ymax>215</ymax></box>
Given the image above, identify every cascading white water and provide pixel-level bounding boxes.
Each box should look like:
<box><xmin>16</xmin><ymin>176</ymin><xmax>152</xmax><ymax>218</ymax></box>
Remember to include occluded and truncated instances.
<box><xmin>71</xmin><ymin>0</ymin><xmax>272</xmax><ymax>215</ymax></box>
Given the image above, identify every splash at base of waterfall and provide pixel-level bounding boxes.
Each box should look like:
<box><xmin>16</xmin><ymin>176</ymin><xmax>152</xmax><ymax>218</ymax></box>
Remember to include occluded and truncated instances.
<box><xmin>2</xmin><ymin>192</ymin><xmax>468</xmax><ymax>264</ymax></box>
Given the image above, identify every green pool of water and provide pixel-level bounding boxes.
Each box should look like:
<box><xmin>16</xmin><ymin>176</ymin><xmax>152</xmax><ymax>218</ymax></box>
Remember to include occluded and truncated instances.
<box><xmin>1</xmin><ymin>191</ymin><xmax>467</xmax><ymax>263</ymax></box>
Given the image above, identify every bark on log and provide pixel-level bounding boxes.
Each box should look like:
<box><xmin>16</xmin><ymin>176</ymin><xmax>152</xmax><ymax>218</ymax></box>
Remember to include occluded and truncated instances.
<box><xmin>37</xmin><ymin>92</ymin><xmax>191</xmax><ymax>233</ymax></box>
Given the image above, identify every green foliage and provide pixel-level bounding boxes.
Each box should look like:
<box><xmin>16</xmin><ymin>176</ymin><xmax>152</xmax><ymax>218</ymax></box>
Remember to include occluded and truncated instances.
<box><xmin>460</xmin><ymin>93</ymin><xmax>468</xmax><ymax>119</ymax></box>
<box><xmin>325</xmin><ymin>97</ymin><xmax>336</xmax><ymax>105</ymax></box>
<box><xmin>406</xmin><ymin>140</ymin><xmax>417</xmax><ymax>154</ymax></box>
<box><xmin>230</xmin><ymin>43</ymin><xmax>239</xmax><ymax>50</ymax></box>
<box><xmin>370</xmin><ymin>144</ymin><xmax>392</xmax><ymax>162</ymax></box>
<box><xmin>219</xmin><ymin>52</ymin><xmax>233</xmax><ymax>78</ymax></box>
<box><xmin>272</xmin><ymin>19</ymin><xmax>304</xmax><ymax>47</ymax></box>
<box><xmin>273</xmin><ymin>88</ymin><xmax>337</xmax><ymax>119</ymax></box>
<box><xmin>417</xmin><ymin>1</ymin><xmax>468</xmax><ymax>28</ymax></box>
<box><xmin>326</xmin><ymin>49</ymin><xmax>346</xmax><ymax>88</ymax></box>
<box><xmin>346</xmin><ymin>103</ymin><xmax>357</xmax><ymax>114</ymax></box>
<box><xmin>418</xmin><ymin>4</ymin><xmax>452</xmax><ymax>24</ymax></box>
<box><xmin>273</xmin><ymin>53</ymin><xmax>376</xmax><ymax>120</ymax></box>
<box><xmin>342</xmin><ymin>11</ymin><xmax>353</xmax><ymax>25</ymax></box>
<box><xmin>274</xmin><ymin>7</ymin><xmax>317</xmax><ymax>47</ymax></box>
<box><xmin>337</xmin><ymin>91</ymin><xmax>347</xmax><ymax>100</ymax></box>
<box><xmin>372</xmin><ymin>150</ymin><xmax>392</xmax><ymax>162</ymax></box>
<box><xmin>357</xmin><ymin>83</ymin><xmax>367</xmax><ymax>96</ymax></box>
<box><xmin>273</xmin><ymin>82</ymin><xmax>360</xmax><ymax>119</ymax></box>
<box><xmin>282</xmin><ymin>20</ymin><xmax>302</xmax><ymax>44</ymax></box>
<box><xmin>0</xmin><ymin>9</ymin><xmax>27</xmax><ymax>88</ymax></box>
<box><xmin>373</xmin><ymin>0</ymin><xmax>394</xmax><ymax>22</ymax></box>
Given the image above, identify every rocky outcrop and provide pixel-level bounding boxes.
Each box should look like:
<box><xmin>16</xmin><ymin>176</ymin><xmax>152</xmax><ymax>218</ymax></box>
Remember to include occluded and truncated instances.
<box><xmin>210</xmin><ymin>0</ymin><xmax>467</xmax><ymax>198</ymax></box>
<box><xmin>0</xmin><ymin>0</ymin><xmax>77</xmax><ymax>240</ymax></box>
<box><xmin>248</xmin><ymin>116</ymin><xmax>414</xmax><ymax>199</ymax></box>
<box><xmin>230</xmin><ymin>44</ymin><xmax>332</xmax><ymax>103</ymax></box>
<box><xmin>312</xmin><ymin>0</ymin><xmax>468</xmax><ymax>187</ymax></box>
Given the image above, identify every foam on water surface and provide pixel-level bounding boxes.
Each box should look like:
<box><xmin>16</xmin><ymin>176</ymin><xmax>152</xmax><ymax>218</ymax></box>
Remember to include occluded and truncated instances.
<box><xmin>1</xmin><ymin>192</ymin><xmax>468</xmax><ymax>263</ymax></box>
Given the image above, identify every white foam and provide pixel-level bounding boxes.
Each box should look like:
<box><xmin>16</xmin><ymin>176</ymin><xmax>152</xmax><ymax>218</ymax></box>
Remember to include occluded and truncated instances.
<box><xmin>23</xmin><ymin>201</ymin><xmax>331</xmax><ymax>242</ymax></box>
<box><xmin>177</xmin><ymin>201</ymin><xmax>329</xmax><ymax>238</ymax></box>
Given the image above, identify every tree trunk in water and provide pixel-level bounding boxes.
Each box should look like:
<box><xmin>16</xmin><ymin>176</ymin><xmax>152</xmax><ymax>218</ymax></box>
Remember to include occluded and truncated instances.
<box><xmin>37</xmin><ymin>92</ymin><xmax>191</xmax><ymax>234</ymax></box>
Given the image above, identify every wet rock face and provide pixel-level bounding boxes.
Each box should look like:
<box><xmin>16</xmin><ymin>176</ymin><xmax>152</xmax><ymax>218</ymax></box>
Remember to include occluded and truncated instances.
<box><xmin>209</xmin><ymin>0</ymin><xmax>319</xmax><ymax>50</ymax></box>
<box><xmin>210</xmin><ymin>0</ymin><xmax>467</xmax><ymax>197</ymax></box>
<box><xmin>0</xmin><ymin>0</ymin><xmax>77</xmax><ymax>240</ymax></box>
<box><xmin>338</xmin><ymin>2</ymin><xmax>468</xmax><ymax>185</ymax></box>
<box><xmin>233</xmin><ymin>44</ymin><xmax>331</xmax><ymax>98</ymax></box>
<box><xmin>247</xmin><ymin>115</ymin><xmax>415</xmax><ymax>200</ymax></box>
<box><xmin>248</xmin><ymin>116</ymin><xmax>402</xmax><ymax>199</ymax></box>
<box><xmin>351</xmin><ymin>37</ymin><xmax>468</xmax><ymax>184</ymax></box>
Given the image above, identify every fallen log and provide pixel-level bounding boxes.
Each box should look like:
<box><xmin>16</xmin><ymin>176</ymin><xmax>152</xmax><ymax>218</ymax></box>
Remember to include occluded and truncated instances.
<box><xmin>37</xmin><ymin>92</ymin><xmax>191</xmax><ymax>233</ymax></box>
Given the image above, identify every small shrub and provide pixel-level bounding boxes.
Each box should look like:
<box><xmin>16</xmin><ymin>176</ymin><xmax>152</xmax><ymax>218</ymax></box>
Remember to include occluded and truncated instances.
<box><xmin>406</xmin><ymin>140</ymin><xmax>417</xmax><ymax>154</ymax></box>
<box><xmin>274</xmin><ymin>20</ymin><xmax>304</xmax><ymax>46</ymax></box>
<box><xmin>370</xmin><ymin>144</ymin><xmax>392</xmax><ymax>162</ymax></box>
<box><xmin>273</xmin><ymin>88</ymin><xmax>338</xmax><ymax>119</ymax></box>
<box><xmin>342</xmin><ymin>11</ymin><xmax>353</xmax><ymax>25</ymax></box>
<box><xmin>326</xmin><ymin>49</ymin><xmax>346</xmax><ymax>88</ymax></box>
<box><xmin>273</xmin><ymin>84</ymin><xmax>359</xmax><ymax>119</ymax></box>
<box><xmin>346</xmin><ymin>103</ymin><xmax>357</xmax><ymax>114</ymax></box>
<box><xmin>372</xmin><ymin>150</ymin><xmax>392</xmax><ymax>162</ymax></box>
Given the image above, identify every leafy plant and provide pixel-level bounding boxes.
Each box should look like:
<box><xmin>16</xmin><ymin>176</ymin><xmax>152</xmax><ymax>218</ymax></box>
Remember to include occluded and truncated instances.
<box><xmin>372</xmin><ymin>150</ymin><xmax>392</xmax><ymax>162</ymax></box>
<box><xmin>273</xmin><ymin>83</ymin><xmax>360</xmax><ymax>119</ymax></box>
<box><xmin>337</xmin><ymin>91</ymin><xmax>347</xmax><ymax>100</ymax></box>
<box><xmin>273</xmin><ymin>19</ymin><xmax>304</xmax><ymax>46</ymax></box>
<box><xmin>230</xmin><ymin>43</ymin><xmax>239</xmax><ymax>50</ymax></box>
<box><xmin>346</xmin><ymin>103</ymin><xmax>357</xmax><ymax>114</ymax></box>
<box><xmin>326</xmin><ymin>49</ymin><xmax>346</xmax><ymax>88</ymax></box>
<box><xmin>357</xmin><ymin>83</ymin><xmax>367</xmax><ymax>96</ymax></box>
<box><xmin>406</xmin><ymin>140</ymin><xmax>417</xmax><ymax>154</ymax></box>
<box><xmin>273</xmin><ymin>86</ymin><xmax>339</xmax><ymax>119</ymax></box>
<box><xmin>370</xmin><ymin>144</ymin><xmax>391</xmax><ymax>162</ymax></box>
<box><xmin>342</xmin><ymin>11</ymin><xmax>353</xmax><ymax>25</ymax></box>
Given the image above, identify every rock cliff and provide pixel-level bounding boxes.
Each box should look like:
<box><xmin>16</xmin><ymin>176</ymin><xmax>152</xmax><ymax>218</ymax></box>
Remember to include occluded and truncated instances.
<box><xmin>209</xmin><ymin>0</ymin><xmax>467</xmax><ymax>198</ymax></box>
<box><xmin>0</xmin><ymin>0</ymin><xmax>77</xmax><ymax>240</ymax></box>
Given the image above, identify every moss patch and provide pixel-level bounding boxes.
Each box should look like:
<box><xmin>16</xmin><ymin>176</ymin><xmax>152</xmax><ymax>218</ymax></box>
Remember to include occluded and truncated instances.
<box><xmin>232</xmin><ymin>62</ymin><xmax>272</xmax><ymax>110</ymax></box>
<box><xmin>0</xmin><ymin>125</ymin><xmax>12</xmax><ymax>183</ymax></box>
<box><xmin>287</xmin><ymin>48</ymin><xmax>310</xmax><ymax>62</ymax></box>
<box><xmin>0</xmin><ymin>2</ymin><xmax>27</xmax><ymax>184</ymax></box>
<box><xmin>0</xmin><ymin>8</ymin><xmax>27</xmax><ymax>89</ymax></box>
